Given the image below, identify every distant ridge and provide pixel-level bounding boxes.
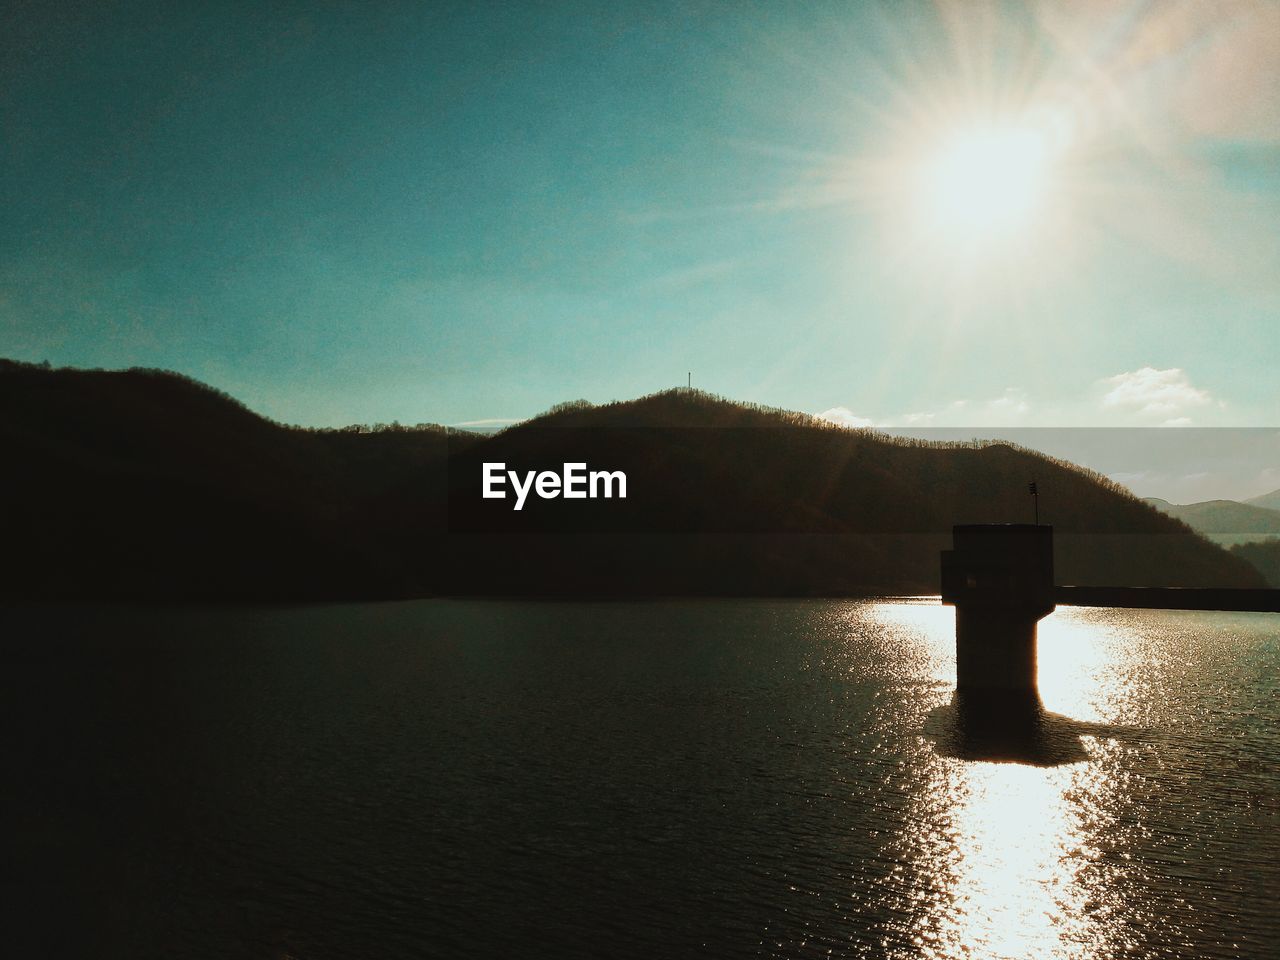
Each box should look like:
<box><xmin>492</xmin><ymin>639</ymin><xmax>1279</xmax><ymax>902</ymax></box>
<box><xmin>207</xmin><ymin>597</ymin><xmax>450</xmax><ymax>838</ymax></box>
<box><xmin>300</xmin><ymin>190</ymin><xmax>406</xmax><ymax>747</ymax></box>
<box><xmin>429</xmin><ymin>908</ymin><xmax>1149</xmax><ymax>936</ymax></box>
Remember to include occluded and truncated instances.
<box><xmin>1245</xmin><ymin>487</ymin><xmax>1280</xmax><ymax>512</ymax></box>
<box><xmin>1144</xmin><ymin>497</ymin><xmax>1280</xmax><ymax>534</ymax></box>
<box><xmin>0</xmin><ymin>359</ymin><xmax>1264</xmax><ymax>600</ymax></box>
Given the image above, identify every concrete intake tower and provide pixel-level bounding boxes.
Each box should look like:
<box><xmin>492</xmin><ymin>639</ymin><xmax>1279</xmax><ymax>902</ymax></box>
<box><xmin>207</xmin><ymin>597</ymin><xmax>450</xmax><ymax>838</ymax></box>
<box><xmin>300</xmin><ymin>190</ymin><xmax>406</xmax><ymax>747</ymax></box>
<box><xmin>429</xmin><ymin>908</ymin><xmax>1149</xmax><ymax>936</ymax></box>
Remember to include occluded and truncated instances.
<box><xmin>940</xmin><ymin>524</ymin><xmax>1055</xmax><ymax>693</ymax></box>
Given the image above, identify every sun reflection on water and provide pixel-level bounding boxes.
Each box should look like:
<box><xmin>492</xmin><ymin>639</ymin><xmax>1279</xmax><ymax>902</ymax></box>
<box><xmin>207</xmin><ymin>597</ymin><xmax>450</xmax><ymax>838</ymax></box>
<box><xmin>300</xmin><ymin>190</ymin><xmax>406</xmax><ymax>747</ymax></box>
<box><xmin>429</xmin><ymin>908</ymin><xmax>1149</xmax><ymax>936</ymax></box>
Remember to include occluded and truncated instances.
<box><xmin>915</xmin><ymin>759</ymin><xmax>1123</xmax><ymax>960</ymax></box>
<box><xmin>866</xmin><ymin>603</ymin><xmax>1144</xmax><ymax>959</ymax></box>
<box><xmin>1036</xmin><ymin>609</ymin><xmax>1125</xmax><ymax>721</ymax></box>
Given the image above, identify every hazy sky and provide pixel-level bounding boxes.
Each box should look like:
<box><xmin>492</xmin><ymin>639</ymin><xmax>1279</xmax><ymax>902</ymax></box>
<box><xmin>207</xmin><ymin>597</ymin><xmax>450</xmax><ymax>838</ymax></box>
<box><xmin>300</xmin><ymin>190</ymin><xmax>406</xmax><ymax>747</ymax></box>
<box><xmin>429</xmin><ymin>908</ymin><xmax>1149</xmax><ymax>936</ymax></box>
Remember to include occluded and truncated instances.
<box><xmin>3</xmin><ymin>0</ymin><xmax>1279</xmax><ymax>434</ymax></box>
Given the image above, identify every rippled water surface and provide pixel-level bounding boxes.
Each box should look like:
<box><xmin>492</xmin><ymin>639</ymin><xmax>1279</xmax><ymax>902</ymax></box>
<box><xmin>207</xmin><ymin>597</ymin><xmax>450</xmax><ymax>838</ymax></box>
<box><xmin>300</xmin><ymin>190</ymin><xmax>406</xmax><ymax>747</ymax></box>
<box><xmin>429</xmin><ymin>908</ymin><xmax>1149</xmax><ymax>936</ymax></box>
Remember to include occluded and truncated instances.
<box><xmin>3</xmin><ymin>600</ymin><xmax>1277</xmax><ymax>958</ymax></box>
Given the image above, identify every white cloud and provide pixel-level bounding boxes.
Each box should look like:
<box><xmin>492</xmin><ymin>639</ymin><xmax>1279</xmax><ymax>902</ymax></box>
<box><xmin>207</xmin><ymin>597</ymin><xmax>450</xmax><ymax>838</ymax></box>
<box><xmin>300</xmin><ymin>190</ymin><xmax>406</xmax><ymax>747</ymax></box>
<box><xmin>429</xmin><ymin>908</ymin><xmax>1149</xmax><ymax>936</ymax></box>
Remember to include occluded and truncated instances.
<box><xmin>986</xmin><ymin>387</ymin><xmax>1030</xmax><ymax>416</ymax></box>
<box><xmin>451</xmin><ymin>417</ymin><xmax>521</xmax><ymax>429</ymax></box>
<box><xmin>879</xmin><ymin>391</ymin><xmax>1028</xmax><ymax>427</ymax></box>
<box><xmin>900</xmin><ymin>411</ymin><xmax>938</xmax><ymax>425</ymax></box>
<box><xmin>816</xmin><ymin>406</ymin><xmax>875</xmax><ymax>429</ymax></box>
<box><xmin>1161</xmin><ymin>417</ymin><xmax>1193</xmax><ymax>427</ymax></box>
<box><xmin>1101</xmin><ymin>367</ymin><xmax>1213</xmax><ymax>420</ymax></box>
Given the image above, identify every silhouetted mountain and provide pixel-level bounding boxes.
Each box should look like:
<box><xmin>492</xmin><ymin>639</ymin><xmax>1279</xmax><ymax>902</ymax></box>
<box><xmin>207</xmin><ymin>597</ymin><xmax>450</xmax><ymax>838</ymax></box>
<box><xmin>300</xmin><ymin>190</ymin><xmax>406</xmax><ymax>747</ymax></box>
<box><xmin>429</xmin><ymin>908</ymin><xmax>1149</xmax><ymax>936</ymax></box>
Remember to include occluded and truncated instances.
<box><xmin>0</xmin><ymin>359</ymin><xmax>473</xmax><ymax>600</ymax></box>
<box><xmin>0</xmin><ymin>360</ymin><xmax>1264</xmax><ymax>599</ymax></box>
<box><xmin>444</xmin><ymin>391</ymin><xmax>1260</xmax><ymax>593</ymax></box>
<box><xmin>1245</xmin><ymin>487</ymin><xmax>1280</xmax><ymax>512</ymax></box>
<box><xmin>1144</xmin><ymin>497</ymin><xmax>1280</xmax><ymax>534</ymax></box>
<box><xmin>1230</xmin><ymin>539</ymin><xmax>1280</xmax><ymax>588</ymax></box>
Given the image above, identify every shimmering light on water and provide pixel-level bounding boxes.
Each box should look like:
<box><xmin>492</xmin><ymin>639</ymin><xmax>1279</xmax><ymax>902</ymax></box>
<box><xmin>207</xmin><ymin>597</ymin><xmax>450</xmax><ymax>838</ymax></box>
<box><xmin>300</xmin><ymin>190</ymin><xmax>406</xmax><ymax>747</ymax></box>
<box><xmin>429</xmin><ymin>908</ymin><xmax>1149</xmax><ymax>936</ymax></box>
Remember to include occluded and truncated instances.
<box><xmin>844</xmin><ymin>602</ymin><xmax>1276</xmax><ymax>960</ymax></box>
<box><xmin>1036</xmin><ymin>609</ymin><xmax>1118</xmax><ymax>718</ymax></box>
<box><xmin>912</xmin><ymin>755</ymin><xmax>1110</xmax><ymax>959</ymax></box>
<box><xmin>2</xmin><ymin>600</ymin><xmax>1277</xmax><ymax>958</ymax></box>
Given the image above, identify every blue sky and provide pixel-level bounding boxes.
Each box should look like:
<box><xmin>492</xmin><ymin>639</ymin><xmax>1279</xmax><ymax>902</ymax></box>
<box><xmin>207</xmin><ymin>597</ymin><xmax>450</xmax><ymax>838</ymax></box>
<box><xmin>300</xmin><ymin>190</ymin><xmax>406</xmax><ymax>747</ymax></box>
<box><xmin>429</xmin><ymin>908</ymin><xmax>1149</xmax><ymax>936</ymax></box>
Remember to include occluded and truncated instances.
<box><xmin>3</xmin><ymin>0</ymin><xmax>1279</xmax><ymax>437</ymax></box>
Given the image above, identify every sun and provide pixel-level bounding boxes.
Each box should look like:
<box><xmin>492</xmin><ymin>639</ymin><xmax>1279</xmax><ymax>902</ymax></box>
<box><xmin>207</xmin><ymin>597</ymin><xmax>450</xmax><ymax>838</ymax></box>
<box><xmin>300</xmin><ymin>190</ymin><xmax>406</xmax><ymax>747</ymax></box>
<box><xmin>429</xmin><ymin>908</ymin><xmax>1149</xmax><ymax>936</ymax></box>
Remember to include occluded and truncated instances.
<box><xmin>916</xmin><ymin>121</ymin><xmax>1057</xmax><ymax>247</ymax></box>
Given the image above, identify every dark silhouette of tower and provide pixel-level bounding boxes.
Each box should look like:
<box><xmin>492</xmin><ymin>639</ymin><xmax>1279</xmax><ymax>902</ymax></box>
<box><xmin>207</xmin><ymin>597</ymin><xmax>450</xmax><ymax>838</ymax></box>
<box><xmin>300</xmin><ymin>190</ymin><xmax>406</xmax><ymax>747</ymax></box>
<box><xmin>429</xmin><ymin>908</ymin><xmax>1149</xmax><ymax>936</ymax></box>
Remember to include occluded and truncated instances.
<box><xmin>940</xmin><ymin>524</ymin><xmax>1055</xmax><ymax>693</ymax></box>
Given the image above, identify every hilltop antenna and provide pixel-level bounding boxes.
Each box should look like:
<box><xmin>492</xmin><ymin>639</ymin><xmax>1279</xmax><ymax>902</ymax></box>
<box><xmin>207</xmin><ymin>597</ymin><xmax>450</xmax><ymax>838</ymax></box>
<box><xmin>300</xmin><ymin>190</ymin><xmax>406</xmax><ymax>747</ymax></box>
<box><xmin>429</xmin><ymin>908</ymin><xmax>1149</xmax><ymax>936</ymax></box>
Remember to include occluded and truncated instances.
<box><xmin>1029</xmin><ymin>480</ymin><xmax>1039</xmax><ymax>525</ymax></box>
<box><xmin>687</xmin><ymin>371</ymin><xmax>691</xmax><ymax>390</ymax></box>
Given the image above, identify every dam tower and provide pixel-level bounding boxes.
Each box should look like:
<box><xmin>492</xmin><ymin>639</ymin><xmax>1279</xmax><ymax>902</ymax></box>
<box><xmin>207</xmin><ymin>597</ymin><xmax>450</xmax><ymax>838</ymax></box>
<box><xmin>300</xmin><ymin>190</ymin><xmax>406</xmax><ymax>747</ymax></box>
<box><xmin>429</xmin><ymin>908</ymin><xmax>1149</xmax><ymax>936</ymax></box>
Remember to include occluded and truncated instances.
<box><xmin>940</xmin><ymin>524</ymin><xmax>1055</xmax><ymax>693</ymax></box>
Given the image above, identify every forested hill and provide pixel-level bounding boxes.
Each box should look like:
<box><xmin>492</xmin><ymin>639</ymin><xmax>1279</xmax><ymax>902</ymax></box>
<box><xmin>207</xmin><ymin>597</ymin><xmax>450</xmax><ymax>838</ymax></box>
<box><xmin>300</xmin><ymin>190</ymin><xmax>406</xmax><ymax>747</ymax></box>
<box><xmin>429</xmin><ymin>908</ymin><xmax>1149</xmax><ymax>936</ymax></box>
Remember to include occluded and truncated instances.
<box><xmin>0</xmin><ymin>360</ymin><xmax>1264</xmax><ymax>599</ymax></box>
<box><xmin>0</xmin><ymin>359</ymin><xmax>472</xmax><ymax>600</ymax></box>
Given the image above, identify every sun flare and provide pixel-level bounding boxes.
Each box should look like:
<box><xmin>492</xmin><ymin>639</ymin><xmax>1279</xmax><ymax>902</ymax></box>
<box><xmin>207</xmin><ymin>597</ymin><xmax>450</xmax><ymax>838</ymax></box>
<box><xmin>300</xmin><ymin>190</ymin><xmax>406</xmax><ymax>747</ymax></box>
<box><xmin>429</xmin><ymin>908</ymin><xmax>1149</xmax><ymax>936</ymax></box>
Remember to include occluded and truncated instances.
<box><xmin>916</xmin><ymin>116</ymin><xmax>1064</xmax><ymax>257</ymax></box>
<box><xmin>920</xmin><ymin>123</ymin><xmax>1054</xmax><ymax>241</ymax></box>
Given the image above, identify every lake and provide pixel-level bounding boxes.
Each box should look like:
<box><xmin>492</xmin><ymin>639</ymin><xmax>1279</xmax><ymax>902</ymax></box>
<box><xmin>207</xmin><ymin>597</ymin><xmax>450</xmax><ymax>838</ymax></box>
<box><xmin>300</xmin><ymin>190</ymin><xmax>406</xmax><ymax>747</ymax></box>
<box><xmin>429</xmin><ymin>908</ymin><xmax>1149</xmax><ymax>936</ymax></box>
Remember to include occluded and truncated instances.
<box><xmin>3</xmin><ymin>599</ymin><xmax>1277</xmax><ymax>958</ymax></box>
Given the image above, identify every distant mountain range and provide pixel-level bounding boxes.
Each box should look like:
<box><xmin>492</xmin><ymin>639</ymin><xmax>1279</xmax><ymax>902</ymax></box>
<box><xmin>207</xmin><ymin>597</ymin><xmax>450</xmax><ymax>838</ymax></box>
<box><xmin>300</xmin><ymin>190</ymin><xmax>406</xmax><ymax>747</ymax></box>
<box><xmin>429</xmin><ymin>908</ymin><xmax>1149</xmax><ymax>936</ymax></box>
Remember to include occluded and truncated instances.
<box><xmin>1143</xmin><ymin>497</ymin><xmax>1280</xmax><ymax>534</ymax></box>
<box><xmin>1141</xmin><ymin>496</ymin><xmax>1280</xmax><ymax>587</ymax></box>
<box><xmin>1245</xmin><ymin>488</ymin><xmax>1280</xmax><ymax>512</ymax></box>
<box><xmin>0</xmin><ymin>359</ymin><xmax>1266</xmax><ymax>600</ymax></box>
